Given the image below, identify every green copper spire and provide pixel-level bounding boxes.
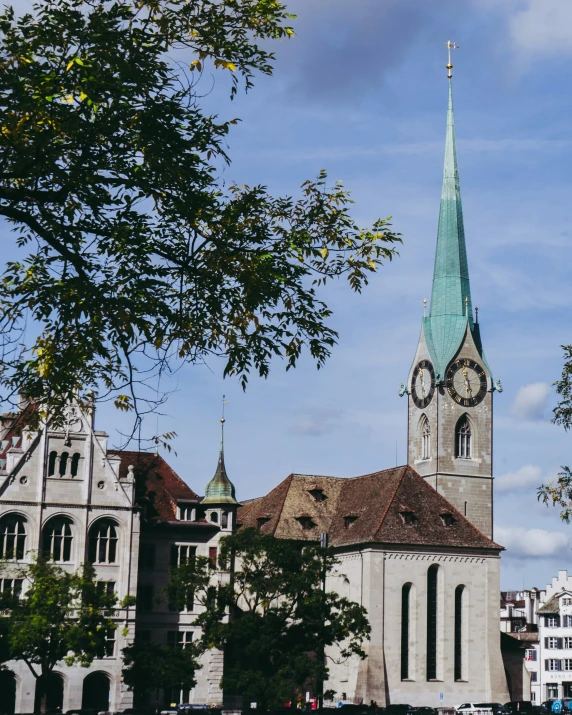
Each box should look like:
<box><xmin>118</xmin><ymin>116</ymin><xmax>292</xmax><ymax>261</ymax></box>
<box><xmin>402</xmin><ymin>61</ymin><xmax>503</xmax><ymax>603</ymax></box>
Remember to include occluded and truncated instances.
<box><xmin>423</xmin><ymin>78</ymin><xmax>477</xmax><ymax>380</ymax></box>
<box><xmin>202</xmin><ymin>416</ymin><xmax>239</xmax><ymax>505</ymax></box>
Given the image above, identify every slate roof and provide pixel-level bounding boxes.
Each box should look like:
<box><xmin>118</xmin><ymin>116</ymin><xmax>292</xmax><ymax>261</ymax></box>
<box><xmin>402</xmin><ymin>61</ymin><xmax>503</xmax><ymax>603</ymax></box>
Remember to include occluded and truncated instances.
<box><xmin>238</xmin><ymin>465</ymin><xmax>502</xmax><ymax>551</ymax></box>
<box><xmin>109</xmin><ymin>450</ymin><xmax>198</xmax><ymax>521</ymax></box>
<box><xmin>537</xmin><ymin>592</ymin><xmax>572</xmax><ymax>614</ymax></box>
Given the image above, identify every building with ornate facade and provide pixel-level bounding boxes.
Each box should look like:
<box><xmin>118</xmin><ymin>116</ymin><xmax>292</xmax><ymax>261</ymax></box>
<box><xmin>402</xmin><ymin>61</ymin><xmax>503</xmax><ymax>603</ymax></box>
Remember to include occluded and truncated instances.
<box><xmin>0</xmin><ymin>71</ymin><xmax>511</xmax><ymax>712</ymax></box>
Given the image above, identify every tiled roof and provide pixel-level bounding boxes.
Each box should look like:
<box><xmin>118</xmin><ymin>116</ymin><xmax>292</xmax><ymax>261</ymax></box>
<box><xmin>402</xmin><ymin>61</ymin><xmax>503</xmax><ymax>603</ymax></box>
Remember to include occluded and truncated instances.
<box><xmin>238</xmin><ymin>465</ymin><xmax>502</xmax><ymax>550</ymax></box>
<box><xmin>537</xmin><ymin>593</ymin><xmax>572</xmax><ymax>614</ymax></box>
<box><xmin>109</xmin><ymin>450</ymin><xmax>198</xmax><ymax>521</ymax></box>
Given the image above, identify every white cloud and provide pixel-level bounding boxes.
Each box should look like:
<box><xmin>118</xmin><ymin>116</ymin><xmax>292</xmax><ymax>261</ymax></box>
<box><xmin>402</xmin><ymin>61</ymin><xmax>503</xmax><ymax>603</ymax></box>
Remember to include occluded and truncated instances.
<box><xmin>496</xmin><ymin>525</ymin><xmax>570</xmax><ymax>558</ymax></box>
<box><xmin>508</xmin><ymin>0</ymin><xmax>572</xmax><ymax>57</ymax></box>
<box><xmin>496</xmin><ymin>464</ymin><xmax>542</xmax><ymax>493</ymax></box>
<box><xmin>289</xmin><ymin>408</ymin><xmax>342</xmax><ymax>437</ymax></box>
<box><xmin>510</xmin><ymin>382</ymin><xmax>551</xmax><ymax>420</ymax></box>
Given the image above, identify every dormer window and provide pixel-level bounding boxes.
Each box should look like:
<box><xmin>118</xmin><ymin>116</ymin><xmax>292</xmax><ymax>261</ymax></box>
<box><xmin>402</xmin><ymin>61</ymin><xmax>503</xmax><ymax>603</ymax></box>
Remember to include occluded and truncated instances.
<box><xmin>344</xmin><ymin>515</ymin><xmax>359</xmax><ymax>529</ymax></box>
<box><xmin>440</xmin><ymin>512</ymin><xmax>456</xmax><ymax>527</ymax></box>
<box><xmin>257</xmin><ymin>517</ymin><xmax>271</xmax><ymax>531</ymax></box>
<box><xmin>178</xmin><ymin>505</ymin><xmax>194</xmax><ymax>521</ymax></box>
<box><xmin>400</xmin><ymin>510</ymin><xmax>417</xmax><ymax>526</ymax></box>
<box><xmin>308</xmin><ymin>487</ymin><xmax>326</xmax><ymax>502</ymax></box>
<box><xmin>296</xmin><ymin>516</ymin><xmax>315</xmax><ymax>531</ymax></box>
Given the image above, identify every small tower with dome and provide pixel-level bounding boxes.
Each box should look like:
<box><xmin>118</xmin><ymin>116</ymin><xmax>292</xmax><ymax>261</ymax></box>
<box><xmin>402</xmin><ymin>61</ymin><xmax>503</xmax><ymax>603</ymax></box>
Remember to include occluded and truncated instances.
<box><xmin>201</xmin><ymin>409</ymin><xmax>239</xmax><ymax>532</ymax></box>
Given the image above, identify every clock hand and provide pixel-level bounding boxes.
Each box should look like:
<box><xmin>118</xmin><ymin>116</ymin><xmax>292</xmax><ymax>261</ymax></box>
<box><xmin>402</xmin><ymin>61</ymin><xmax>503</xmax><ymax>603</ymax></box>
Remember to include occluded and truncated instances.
<box><xmin>419</xmin><ymin>369</ymin><xmax>426</xmax><ymax>396</ymax></box>
<box><xmin>461</xmin><ymin>366</ymin><xmax>473</xmax><ymax>397</ymax></box>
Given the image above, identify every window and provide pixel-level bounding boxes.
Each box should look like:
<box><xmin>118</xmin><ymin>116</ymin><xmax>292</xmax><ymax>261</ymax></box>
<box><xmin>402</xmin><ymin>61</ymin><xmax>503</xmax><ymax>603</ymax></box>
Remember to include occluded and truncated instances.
<box><xmin>178</xmin><ymin>505</ymin><xmax>194</xmax><ymax>521</ymax></box>
<box><xmin>96</xmin><ymin>581</ymin><xmax>116</xmax><ymax>596</ymax></box>
<box><xmin>42</xmin><ymin>517</ymin><xmax>73</xmax><ymax>562</ymax></box>
<box><xmin>48</xmin><ymin>451</ymin><xmax>57</xmax><ymax>476</ymax></box>
<box><xmin>0</xmin><ymin>515</ymin><xmax>27</xmax><ymax>560</ymax></box>
<box><xmin>547</xmin><ymin>637</ymin><xmax>562</xmax><ymax>649</ymax></box>
<box><xmin>547</xmin><ymin>685</ymin><xmax>559</xmax><ymax>699</ymax></box>
<box><xmin>139</xmin><ymin>543</ymin><xmax>156</xmax><ymax>569</ymax></box>
<box><xmin>401</xmin><ymin>583</ymin><xmax>412</xmax><ymax>680</ymax></box>
<box><xmin>456</xmin><ymin>416</ymin><xmax>472</xmax><ymax>458</ymax></box>
<box><xmin>88</xmin><ymin>520</ymin><xmax>118</xmax><ymax>564</ymax></box>
<box><xmin>563</xmin><ymin>598</ymin><xmax>572</xmax><ymax>606</ymax></box>
<box><xmin>59</xmin><ymin>451</ymin><xmax>69</xmax><ymax>476</ymax></box>
<box><xmin>531</xmin><ymin>672</ymin><xmax>538</xmax><ymax>683</ymax></box>
<box><xmin>421</xmin><ymin>417</ymin><xmax>431</xmax><ymax>460</ymax></box>
<box><xmin>565</xmin><ymin>638</ymin><xmax>572</xmax><ymax>649</ymax></box>
<box><xmin>400</xmin><ymin>511</ymin><xmax>417</xmax><ymax>526</ymax></box>
<box><xmin>209</xmin><ymin>547</ymin><xmax>218</xmax><ymax>568</ymax></box>
<box><xmin>137</xmin><ymin>584</ymin><xmax>154</xmax><ymax>612</ymax></box>
<box><xmin>526</xmin><ymin>649</ymin><xmax>538</xmax><ymax>661</ymax></box>
<box><xmin>308</xmin><ymin>488</ymin><xmax>326</xmax><ymax>502</ymax></box>
<box><xmin>441</xmin><ymin>513</ymin><xmax>457</xmax><ymax>527</ymax></box>
<box><xmin>296</xmin><ymin>516</ymin><xmax>315</xmax><ymax>530</ymax></box>
<box><xmin>563</xmin><ymin>660</ymin><xmax>572</xmax><ymax>671</ymax></box>
<box><xmin>221</xmin><ymin>512</ymin><xmax>229</xmax><ymax>528</ymax></box>
<box><xmin>210</xmin><ymin>512</ymin><xmax>219</xmax><ymax>524</ymax></box>
<box><xmin>426</xmin><ymin>565</ymin><xmax>438</xmax><ymax>680</ymax></box>
<box><xmin>564</xmin><ymin>616</ymin><xmax>572</xmax><ymax>627</ymax></box>
<box><xmin>70</xmin><ymin>453</ymin><xmax>81</xmax><ymax>477</ymax></box>
<box><xmin>454</xmin><ymin>585</ymin><xmax>465</xmax><ymax>681</ymax></box>
<box><xmin>167</xmin><ymin>631</ymin><xmax>193</xmax><ymax>649</ymax></box>
<box><xmin>104</xmin><ymin>628</ymin><xmax>116</xmax><ymax>657</ymax></box>
<box><xmin>0</xmin><ymin>578</ymin><xmax>23</xmax><ymax>600</ymax></box>
<box><xmin>547</xmin><ymin>616</ymin><xmax>560</xmax><ymax>627</ymax></box>
<box><xmin>257</xmin><ymin>517</ymin><xmax>270</xmax><ymax>530</ymax></box>
<box><xmin>170</xmin><ymin>544</ymin><xmax>196</xmax><ymax>567</ymax></box>
<box><xmin>344</xmin><ymin>515</ymin><xmax>359</xmax><ymax>529</ymax></box>
<box><xmin>546</xmin><ymin>659</ymin><xmax>561</xmax><ymax>671</ymax></box>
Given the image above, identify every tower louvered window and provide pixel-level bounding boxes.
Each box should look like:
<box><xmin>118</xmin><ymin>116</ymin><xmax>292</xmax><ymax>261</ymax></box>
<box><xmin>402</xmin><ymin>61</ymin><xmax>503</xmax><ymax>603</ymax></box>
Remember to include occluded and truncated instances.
<box><xmin>421</xmin><ymin>417</ymin><xmax>431</xmax><ymax>460</ymax></box>
<box><xmin>456</xmin><ymin>417</ymin><xmax>472</xmax><ymax>459</ymax></box>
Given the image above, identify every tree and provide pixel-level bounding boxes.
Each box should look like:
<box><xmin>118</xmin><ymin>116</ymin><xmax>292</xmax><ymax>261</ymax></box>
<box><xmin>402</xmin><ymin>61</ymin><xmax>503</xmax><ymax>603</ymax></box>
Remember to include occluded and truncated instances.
<box><xmin>171</xmin><ymin>530</ymin><xmax>370</xmax><ymax>709</ymax></box>
<box><xmin>122</xmin><ymin>640</ymin><xmax>201</xmax><ymax>706</ymax></box>
<box><xmin>0</xmin><ymin>0</ymin><xmax>401</xmax><ymax>432</ymax></box>
<box><xmin>538</xmin><ymin>346</ymin><xmax>572</xmax><ymax>518</ymax></box>
<box><xmin>0</xmin><ymin>555</ymin><xmax>120</xmax><ymax>715</ymax></box>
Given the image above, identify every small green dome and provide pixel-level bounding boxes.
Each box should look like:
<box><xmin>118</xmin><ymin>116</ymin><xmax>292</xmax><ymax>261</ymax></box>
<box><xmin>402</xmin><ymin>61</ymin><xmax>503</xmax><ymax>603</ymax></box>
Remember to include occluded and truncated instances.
<box><xmin>202</xmin><ymin>421</ymin><xmax>239</xmax><ymax>505</ymax></box>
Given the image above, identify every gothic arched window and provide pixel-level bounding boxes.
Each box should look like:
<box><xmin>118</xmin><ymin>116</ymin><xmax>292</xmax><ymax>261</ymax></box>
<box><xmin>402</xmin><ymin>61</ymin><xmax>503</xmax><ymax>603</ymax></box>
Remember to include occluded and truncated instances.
<box><xmin>48</xmin><ymin>451</ymin><xmax>57</xmax><ymax>477</ymax></box>
<box><xmin>454</xmin><ymin>585</ymin><xmax>466</xmax><ymax>681</ymax></box>
<box><xmin>88</xmin><ymin>520</ymin><xmax>118</xmax><ymax>564</ymax></box>
<box><xmin>70</xmin><ymin>453</ymin><xmax>81</xmax><ymax>477</ymax></box>
<box><xmin>59</xmin><ymin>451</ymin><xmax>69</xmax><ymax>477</ymax></box>
<box><xmin>456</xmin><ymin>416</ymin><xmax>472</xmax><ymax>459</ymax></box>
<box><xmin>421</xmin><ymin>416</ymin><xmax>431</xmax><ymax>460</ymax></box>
<box><xmin>0</xmin><ymin>515</ymin><xmax>27</xmax><ymax>560</ymax></box>
<box><xmin>43</xmin><ymin>517</ymin><xmax>73</xmax><ymax>562</ymax></box>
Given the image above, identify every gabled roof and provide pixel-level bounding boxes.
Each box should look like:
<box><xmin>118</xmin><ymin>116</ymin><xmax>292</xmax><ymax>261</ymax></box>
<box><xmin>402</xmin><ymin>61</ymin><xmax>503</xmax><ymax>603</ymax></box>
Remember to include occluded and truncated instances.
<box><xmin>537</xmin><ymin>591</ymin><xmax>572</xmax><ymax>614</ymax></box>
<box><xmin>109</xmin><ymin>450</ymin><xmax>198</xmax><ymax>521</ymax></box>
<box><xmin>238</xmin><ymin>465</ymin><xmax>501</xmax><ymax>551</ymax></box>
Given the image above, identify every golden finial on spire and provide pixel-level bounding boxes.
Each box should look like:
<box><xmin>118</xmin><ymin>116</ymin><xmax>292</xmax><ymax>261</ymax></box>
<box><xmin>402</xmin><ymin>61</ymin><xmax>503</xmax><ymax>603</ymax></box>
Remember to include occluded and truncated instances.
<box><xmin>221</xmin><ymin>394</ymin><xmax>228</xmax><ymax>424</ymax></box>
<box><xmin>445</xmin><ymin>40</ymin><xmax>459</xmax><ymax>79</ymax></box>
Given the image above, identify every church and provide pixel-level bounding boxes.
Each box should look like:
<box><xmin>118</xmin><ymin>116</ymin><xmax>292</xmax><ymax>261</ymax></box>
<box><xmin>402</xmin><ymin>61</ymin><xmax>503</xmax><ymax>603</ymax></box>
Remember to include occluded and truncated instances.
<box><xmin>0</xmin><ymin>69</ymin><xmax>510</xmax><ymax>713</ymax></box>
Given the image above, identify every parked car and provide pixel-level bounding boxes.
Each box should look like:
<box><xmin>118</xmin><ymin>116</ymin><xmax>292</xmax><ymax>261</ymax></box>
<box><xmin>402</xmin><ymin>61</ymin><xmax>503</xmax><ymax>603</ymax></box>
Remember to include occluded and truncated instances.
<box><xmin>456</xmin><ymin>705</ymin><xmax>495</xmax><ymax>715</ymax></box>
<box><xmin>475</xmin><ymin>704</ymin><xmax>510</xmax><ymax>715</ymax></box>
<box><xmin>504</xmin><ymin>703</ymin><xmax>534</xmax><ymax>714</ymax></box>
<box><xmin>384</xmin><ymin>706</ymin><xmax>415</xmax><ymax>715</ymax></box>
<box><xmin>415</xmin><ymin>708</ymin><xmax>438</xmax><ymax>715</ymax></box>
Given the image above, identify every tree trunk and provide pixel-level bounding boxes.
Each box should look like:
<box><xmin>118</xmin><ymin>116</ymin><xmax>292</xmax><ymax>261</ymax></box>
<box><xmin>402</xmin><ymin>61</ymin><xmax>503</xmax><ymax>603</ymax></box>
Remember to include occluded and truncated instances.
<box><xmin>34</xmin><ymin>673</ymin><xmax>48</xmax><ymax>715</ymax></box>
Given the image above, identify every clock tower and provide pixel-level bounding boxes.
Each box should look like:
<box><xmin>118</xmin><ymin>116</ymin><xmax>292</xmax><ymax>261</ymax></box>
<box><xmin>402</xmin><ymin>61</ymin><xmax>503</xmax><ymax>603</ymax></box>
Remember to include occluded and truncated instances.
<box><xmin>406</xmin><ymin>68</ymin><xmax>500</xmax><ymax>540</ymax></box>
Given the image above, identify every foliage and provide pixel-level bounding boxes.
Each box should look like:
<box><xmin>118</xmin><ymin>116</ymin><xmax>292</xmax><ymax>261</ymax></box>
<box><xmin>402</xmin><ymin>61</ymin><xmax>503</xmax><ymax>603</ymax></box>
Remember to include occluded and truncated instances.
<box><xmin>538</xmin><ymin>346</ymin><xmax>572</xmax><ymax>519</ymax></box>
<box><xmin>0</xmin><ymin>0</ymin><xmax>401</xmax><ymax>431</ymax></box>
<box><xmin>172</xmin><ymin>529</ymin><xmax>371</xmax><ymax>708</ymax></box>
<box><xmin>0</xmin><ymin>555</ymin><xmax>120</xmax><ymax>714</ymax></box>
<box><xmin>122</xmin><ymin>640</ymin><xmax>201</xmax><ymax>698</ymax></box>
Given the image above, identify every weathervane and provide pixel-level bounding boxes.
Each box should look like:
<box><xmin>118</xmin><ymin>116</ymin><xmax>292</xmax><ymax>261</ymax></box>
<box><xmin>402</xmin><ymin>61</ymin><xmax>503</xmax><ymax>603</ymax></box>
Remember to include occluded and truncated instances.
<box><xmin>446</xmin><ymin>40</ymin><xmax>459</xmax><ymax>78</ymax></box>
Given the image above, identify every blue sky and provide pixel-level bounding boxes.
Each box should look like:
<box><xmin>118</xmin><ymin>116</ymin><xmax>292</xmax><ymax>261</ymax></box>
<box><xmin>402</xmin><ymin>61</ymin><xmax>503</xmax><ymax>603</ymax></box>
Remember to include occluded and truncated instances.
<box><xmin>4</xmin><ymin>0</ymin><xmax>572</xmax><ymax>589</ymax></box>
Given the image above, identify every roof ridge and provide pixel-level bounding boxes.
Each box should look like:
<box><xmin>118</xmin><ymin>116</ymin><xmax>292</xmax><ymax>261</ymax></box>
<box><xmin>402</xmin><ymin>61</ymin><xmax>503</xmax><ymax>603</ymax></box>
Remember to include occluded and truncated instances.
<box><xmin>373</xmin><ymin>465</ymin><xmax>409</xmax><ymax>537</ymax></box>
<box><xmin>274</xmin><ymin>473</ymin><xmax>295</xmax><ymax>529</ymax></box>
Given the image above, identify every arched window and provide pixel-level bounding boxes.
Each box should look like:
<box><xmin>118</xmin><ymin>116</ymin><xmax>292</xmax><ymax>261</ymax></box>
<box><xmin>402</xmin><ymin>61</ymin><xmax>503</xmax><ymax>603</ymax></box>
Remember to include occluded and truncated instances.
<box><xmin>221</xmin><ymin>512</ymin><xmax>228</xmax><ymax>528</ymax></box>
<box><xmin>48</xmin><ymin>451</ymin><xmax>57</xmax><ymax>477</ymax></box>
<box><xmin>401</xmin><ymin>583</ymin><xmax>412</xmax><ymax>680</ymax></box>
<box><xmin>43</xmin><ymin>517</ymin><xmax>73</xmax><ymax>562</ymax></box>
<box><xmin>70</xmin><ymin>453</ymin><xmax>81</xmax><ymax>477</ymax></box>
<box><xmin>455</xmin><ymin>585</ymin><xmax>466</xmax><ymax>681</ymax></box>
<box><xmin>427</xmin><ymin>565</ymin><xmax>438</xmax><ymax>680</ymax></box>
<box><xmin>456</xmin><ymin>416</ymin><xmax>472</xmax><ymax>459</ymax></box>
<box><xmin>88</xmin><ymin>520</ymin><xmax>118</xmax><ymax>564</ymax></box>
<box><xmin>210</xmin><ymin>512</ymin><xmax>219</xmax><ymax>524</ymax></box>
<box><xmin>421</xmin><ymin>416</ymin><xmax>431</xmax><ymax>460</ymax></box>
<box><xmin>59</xmin><ymin>452</ymin><xmax>69</xmax><ymax>477</ymax></box>
<box><xmin>0</xmin><ymin>515</ymin><xmax>27</xmax><ymax>560</ymax></box>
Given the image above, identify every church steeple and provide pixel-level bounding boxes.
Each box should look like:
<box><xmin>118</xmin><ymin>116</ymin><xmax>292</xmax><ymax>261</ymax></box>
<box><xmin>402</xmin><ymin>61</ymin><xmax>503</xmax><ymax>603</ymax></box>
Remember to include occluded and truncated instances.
<box><xmin>422</xmin><ymin>75</ymin><xmax>484</xmax><ymax>380</ymax></box>
<box><xmin>202</xmin><ymin>412</ymin><xmax>238</xmax><ymax>505</ymax></box>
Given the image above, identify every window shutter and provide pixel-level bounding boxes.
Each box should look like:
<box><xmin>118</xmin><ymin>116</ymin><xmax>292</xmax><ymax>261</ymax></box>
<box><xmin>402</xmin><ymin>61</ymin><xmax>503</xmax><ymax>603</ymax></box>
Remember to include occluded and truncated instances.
<box><xmin>559</xmin><ymin>638</ymin><xmax>563</xmax><ymax>649</ymax></box>
<box><xmin>170</xmin><ymin>544</ymin><xmax>178</xmax><ymax>567</ymax></box>
<box><xmin>545</xmin><ymin>660</ymin><xmax>549</xmax><ymax>670</ymax></box>
<box><xmin>545</xmin><ymin>638</ymin><xmax>549</xmax><ymax>648</ymax></box>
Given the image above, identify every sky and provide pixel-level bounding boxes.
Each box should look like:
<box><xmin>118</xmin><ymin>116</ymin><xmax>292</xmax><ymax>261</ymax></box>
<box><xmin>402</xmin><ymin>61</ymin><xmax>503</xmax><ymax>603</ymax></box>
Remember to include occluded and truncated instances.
<box><xmin>3</xmin><ymin>0</ymin><xmax>572</xmax><ymax>589</ymax></box>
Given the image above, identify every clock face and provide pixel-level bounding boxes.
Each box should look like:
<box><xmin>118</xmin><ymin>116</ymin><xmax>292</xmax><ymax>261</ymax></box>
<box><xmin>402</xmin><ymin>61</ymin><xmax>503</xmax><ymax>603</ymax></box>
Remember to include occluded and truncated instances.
<box><xmin>446</xmin><ymin>358</ymin><xmax>488</xmax><ymax>407</ymax></box>
<box><xmin>411</xmin><ymin>360</ymin><xmax>435</xmax><ymax>409</ymax></box>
